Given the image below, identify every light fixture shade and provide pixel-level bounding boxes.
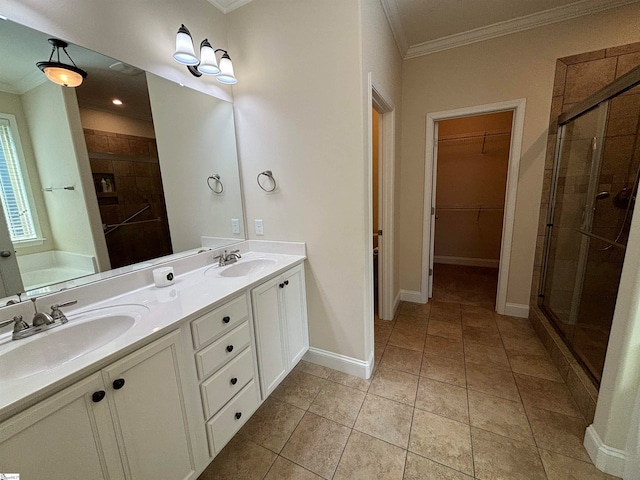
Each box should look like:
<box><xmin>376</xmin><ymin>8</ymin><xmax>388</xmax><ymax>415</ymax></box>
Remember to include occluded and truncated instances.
<box><xmin>37</xmin><ymin>63</ymin><xmax>86</xmax><ymax>87</ymax></box>
<box><xmin>36</xmin><ymin>39</ymin><xmax>87</xmax><ymax>88</ymax></box>
<box><xmin>216</xmin><ymin>52</ymin><xmax>237</xmax><ymax>85</ymax></box>
<box><xmin>197</xmin><ymin>39</ymin><xmax>220</xmax><ymax>75</ymax></box>
<box><xmin>173</xmin><ymin>24</ymin><xmax>199</xmax><ymax>66</ymax></box>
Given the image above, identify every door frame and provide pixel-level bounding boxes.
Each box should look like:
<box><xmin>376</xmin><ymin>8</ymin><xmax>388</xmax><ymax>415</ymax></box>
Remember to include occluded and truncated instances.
<box><xmin>421</xmin><ymin>99</ymin><xmax>526</xmax><ymax>315</ymax></box>
<box><xmin>371</xmin><ymin>82</ymin><xmax>396</xmax><ymax>321</ymax></box>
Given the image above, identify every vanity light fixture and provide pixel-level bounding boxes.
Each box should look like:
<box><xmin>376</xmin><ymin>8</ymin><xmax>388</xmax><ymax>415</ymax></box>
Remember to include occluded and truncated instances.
<box><xmin>112</xmin><ymin>99</ymin><xmax>123</xmax><ymax>106</ymax></box>
<box><xmin>172</xmin><ymin>24</ymin><xmax>237</xmax><ymax>84</ymax></box>
<box><xmin>37</xmin><ymin>38</ymin><xmax>87</xmax><ymax>88</ymax></box>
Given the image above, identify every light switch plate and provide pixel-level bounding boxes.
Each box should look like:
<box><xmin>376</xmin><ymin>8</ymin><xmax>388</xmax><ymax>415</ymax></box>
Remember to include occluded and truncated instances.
<box><xmin>255</xmin><ymin>219</ymin><xmax>264</xmax><ymax>236</ymax></box>
<box><xmin>231</xmin><ymin>218</ymin><xmax>240</xmax><ymax>234</ymax></box>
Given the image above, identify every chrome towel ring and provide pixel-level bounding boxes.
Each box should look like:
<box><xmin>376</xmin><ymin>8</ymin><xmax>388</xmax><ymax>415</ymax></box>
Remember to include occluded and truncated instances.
<box><xmin>207</xmin><ymin>174</ymin><xmax>224</xmax><ymax>194</ymax></box>
<box><xmin>257</xmin><ymin>170</ymin><xmax>277</xmax><ymax>192</ymax></box>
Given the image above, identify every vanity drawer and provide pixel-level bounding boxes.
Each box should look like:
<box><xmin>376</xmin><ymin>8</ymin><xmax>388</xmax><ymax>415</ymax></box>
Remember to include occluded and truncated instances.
<box><xmin>200</xmin><ymin>348</ymin><xmax>254</xmax><ymax>420</ymax></box>
<box><xmin>195</xmin><ymin>322</ymin><xmax>250</xmax><ymax>379</ymax></box>
<box><xmin>206</xmin><ymin>380</ymin><xmax>259</xmax><ymax>457</ymax></box>
<box><xmin>191</xmin><ymin>293</ymin><xmax>249</xmax><ymax>349</ymax></box>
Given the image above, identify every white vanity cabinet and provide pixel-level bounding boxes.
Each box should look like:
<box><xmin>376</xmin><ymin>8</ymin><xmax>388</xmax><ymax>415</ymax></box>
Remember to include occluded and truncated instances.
<box><xmin>0</xmin><ymin>330</ymin><xmax>197</xmax><ymax>480</ymax></box>
<box><xmin>189</xmin><ymin>292</ymin><xmax>260</xmax><ymax>458</ymax></box>
<box><xmin>251</xmin><ymin>263</ymin><xmax>309</xmax><ymax>398</ymax></box>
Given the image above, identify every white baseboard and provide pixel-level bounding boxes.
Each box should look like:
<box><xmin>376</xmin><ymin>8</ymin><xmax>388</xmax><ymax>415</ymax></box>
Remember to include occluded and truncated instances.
<box><xmin>584</xmin><ymin>425</ymin><xmax>626</xmax><ymax>477</ymax></box>
<box><xmin>303</xmin><ymin>347</ymin><xmax>373</xmax><ymax>379</ymax></box>
<box><xmin>434</xmin><ymin>255</ymin><xmax>500</xmax><ymax>268</ymax></box>
<box><xmin>504</xmin><ymin>302</ymin><xmax>529</xmax><ymax>318</ymax></box>
<box><xmin>400</xmin><ymin>289</ymin><xmax>425</xmax><ymax>303</ymax></box>
<box><xmin>393</xmin><ymin>291</ymin><xmax>401</xmax><ymax>315</ymax></box>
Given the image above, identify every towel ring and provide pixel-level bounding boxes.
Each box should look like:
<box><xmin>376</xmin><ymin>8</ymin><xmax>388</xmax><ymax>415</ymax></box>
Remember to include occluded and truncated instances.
<box><xmin>257</xmin><ymin>170</ymin><xmax>277</xmax><ymax>192</ymax></box>
<box><xmin>207</xmin><ymin>174</ymin><xmax>224</xmax><ymax>194</ymax></box>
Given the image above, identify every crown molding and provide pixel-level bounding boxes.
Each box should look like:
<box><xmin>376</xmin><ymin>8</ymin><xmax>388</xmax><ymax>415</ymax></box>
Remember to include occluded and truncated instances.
<box><xmin>404</xmin><ymin>0</ymin><xmax>639</xmax><ymax>59</ymax></box>
<box><xmin>207</xmin><ymin>0</ymin><xmax>254</xmax><ymax>14</ymax></box>
<box><xmin>379</xmin><ymin>0</ymin><xmax>409</xmax><ymax>58</ymax></box>
<box><xmin>0</xmin><ymin>70</ymin><xmax>47</xmax><ymax>96</ymax></box>
<box><xmin>13</xmin><ymin>68</ymin><xmax>47</xmax><ymax>94</ymax></box>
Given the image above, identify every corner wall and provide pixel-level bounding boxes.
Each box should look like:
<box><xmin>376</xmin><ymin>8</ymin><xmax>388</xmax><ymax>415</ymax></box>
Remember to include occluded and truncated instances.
<box><xmin>399</xmin><ymin>3</ymin><xmax>640</xmax><ymax>310</ymax></box>
<box><xmin>227</xmin><ymin>0</ymin><xmax>369</xmax><ymax>363</ymax></box>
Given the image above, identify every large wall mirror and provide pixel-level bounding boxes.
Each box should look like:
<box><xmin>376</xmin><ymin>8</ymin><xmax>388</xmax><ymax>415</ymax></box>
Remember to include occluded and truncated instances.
<box><xmin>0</xmin><ymin>19</ymin><xmax>245</xmax><ymax>305</ymax></box>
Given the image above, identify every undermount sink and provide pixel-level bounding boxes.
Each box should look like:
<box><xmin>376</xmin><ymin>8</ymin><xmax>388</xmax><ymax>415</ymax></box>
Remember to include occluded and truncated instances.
<box><xmin>0</xmin><ymin>304</ymin><xmax>148</xmax><ymax>382</ymax></box>
<box><xmin>205</xmin><ymin>258</ymin><xmax>277</xmax><ymax>278</ymax></box>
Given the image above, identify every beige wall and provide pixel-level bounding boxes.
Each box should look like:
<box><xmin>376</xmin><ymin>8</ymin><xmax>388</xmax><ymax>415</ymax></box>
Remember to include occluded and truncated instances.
<box><xmin>399</xmin><ymin>3</ymin><xmax>640</xmax><ymax>307</ymax></box>
<box><xmin>21</xmin><ymin>82</ymin><xmax>100</xmax><ymax>259</ymax></box>
<box><xmin>362</xmin><ymin>0</ymin><xmax>404</xmax><ymax>323</ymax></box>
<box><xmin>79</xmin><ymin>108</ymin><xmax>156</xmax><ymax>138</ymax></box>
<box><xmin>228</xmin><ymin>0</ymin><xmax>370</xmax><ymax>360</ymax></box>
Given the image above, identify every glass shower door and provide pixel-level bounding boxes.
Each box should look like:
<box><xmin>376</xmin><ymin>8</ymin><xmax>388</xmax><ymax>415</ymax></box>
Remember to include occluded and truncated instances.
<box><xmin>541</xmin><ymin>105</ymin><xmax>607</xmax><ymax>343</ymax></box>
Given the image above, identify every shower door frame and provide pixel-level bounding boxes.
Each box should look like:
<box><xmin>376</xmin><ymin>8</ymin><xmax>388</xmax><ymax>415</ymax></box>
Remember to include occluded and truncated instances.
<box><xmin>539</xmin><ymin>64</ymin><xmax>640</xmax><ymax>383</ymax></box>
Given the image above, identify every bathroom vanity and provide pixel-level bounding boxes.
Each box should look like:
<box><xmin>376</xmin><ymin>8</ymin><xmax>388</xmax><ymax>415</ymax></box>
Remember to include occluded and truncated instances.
<box><xmin>0</xmin><ymin>241</ymin><xmax>308</xmax><ymax>479</ymax></box>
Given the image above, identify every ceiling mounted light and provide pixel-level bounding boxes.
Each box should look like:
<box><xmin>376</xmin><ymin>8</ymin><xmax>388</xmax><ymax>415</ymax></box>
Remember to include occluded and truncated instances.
<box><xmin>172</xmin><ymin>25</ymin><xmax>237</xmax><ymax>84</ymax></box>
<box><xmin>112</xmin><ymin>99</ymin><xmax>123</xmax><ymax>106</ymax></box>
<box><xmin>36</xmin><ymin>38</ymin><xmax>87</xmax><ymax>88</ymax></box>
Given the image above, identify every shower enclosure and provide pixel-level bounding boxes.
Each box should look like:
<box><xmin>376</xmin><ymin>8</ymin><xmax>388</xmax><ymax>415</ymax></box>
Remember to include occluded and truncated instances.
<box><xmin>540</xmin><ymin>66</ymin><xmax>640</xmax><ymax>384</ymax></box>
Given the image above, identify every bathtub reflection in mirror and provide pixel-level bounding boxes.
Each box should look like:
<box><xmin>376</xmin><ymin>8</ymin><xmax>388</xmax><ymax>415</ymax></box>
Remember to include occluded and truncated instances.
<box><xmin>0</xmin><ymin>19</ymin><xmax>245</xmax><ymax>303</ymax></box>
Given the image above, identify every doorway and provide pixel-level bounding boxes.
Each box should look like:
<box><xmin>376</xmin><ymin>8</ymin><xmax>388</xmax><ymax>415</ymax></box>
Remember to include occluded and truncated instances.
<box><xmin>432</xmin><ymin>112</ymin><xmax>513</xmax><ymax>308</ymax></box>
<box><xmin>422</xmin><ymin>99</ymin><xmax>526</xmax><ymax>314</ymax></box>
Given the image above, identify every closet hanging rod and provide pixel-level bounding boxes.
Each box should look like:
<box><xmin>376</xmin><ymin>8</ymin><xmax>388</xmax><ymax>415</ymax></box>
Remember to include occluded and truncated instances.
<box><xmin>438</xmin><ymin>131</ymin><xmax>511</xmax><ymax>143</ymax></box>
<box><xmin>436</xmin><ymin>205</ymin><xmax>504</xmax><ymax>211</ymax></box>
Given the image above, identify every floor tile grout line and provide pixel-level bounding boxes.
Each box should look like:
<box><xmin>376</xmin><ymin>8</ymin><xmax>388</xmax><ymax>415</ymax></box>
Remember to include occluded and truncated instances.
<box><xmin>259</xmin><ymin>450</ymin><xmax>280</xmax><ymax>480</ymax></box>
<box><xmin>329</xmin><ymin>427</ymin><xmax>354</xmax><ymax>479</ymax></box>
<box><xmin>461</xmin><ymin>317</ymin><xmax>477</xmax><ymax>479</ymax></box>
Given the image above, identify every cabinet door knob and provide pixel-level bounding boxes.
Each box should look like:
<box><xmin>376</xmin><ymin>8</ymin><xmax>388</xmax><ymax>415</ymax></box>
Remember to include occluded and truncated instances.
<box><xmin>0</xmin><ymin>250</ymin><xmax>12</xmax><ymax>258</ymax></box>
<box><xmin>113</xmin><ymin>378</ymin><xmax>126</xmax><ymax>390</ymax></box>
<box><xmin>223</xmin><ymin>316</ymin><xmax>231</xmax><ymax>324</ymax></box>
<box><xmin>235</xmin><ymin>412</ymin><xmax>242</xmax><ymax>420</ymax></box>
<box><xmin>230</xmin><ymin>377</ymin><xmax>238</xmax><ymax>385</ymax></box>
<box><xmin>284</xmin><ymin>280</ymin><xmax>289</xmax><ymax>286</ymax></box>
<box><xmin>92</xmin><ymin>390</ymin><xmax>106</xmax><ymax>403</ymax></box>
<box><xmin>226</xmin><ymin>345</ymin><xmax>234</xmax><ymax>353</ymax></box>
<box><xmin>279</xmin><ymin>283</ymin><xmax>285</xmax><ymax>288</ymax></box>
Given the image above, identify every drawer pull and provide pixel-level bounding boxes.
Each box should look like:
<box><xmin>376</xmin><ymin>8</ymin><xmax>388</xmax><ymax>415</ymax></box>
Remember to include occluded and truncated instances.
<box><xmin>226</xmin><ymin>345</ymin><xmax>234</xmax><ymax>353</ymax></box>
<box><xmin>230</xmin><ymin>377</ymin><xmax>238</xmax><ymax>385</ymax></box>
<box><xmin>92</xmin><ymin>390</ymin><xmax>106</xmax><ymax>403</ymax></box>
<box><xmin>223</xmin><ymin>316</ymin><xmax>231</xmax><ymax>324</ymax></box>
<box><xmin>279</xmin><ymin>283</ymin><xmax>285</xmax><ymax>288</ymax></box>
<box><xmin>284</xmin><ymin>280</ymin><xmax>289</xmax><ymax>286</ymax></box>
<box><xmin>113</xmin><ymin>378</ymin><xmax>126</xmax><ymax>390</ymax></box>
<box><xmin>235</xmin><ymin>412</ymin><xmax>242</xmax><ymax>420</ymax></box>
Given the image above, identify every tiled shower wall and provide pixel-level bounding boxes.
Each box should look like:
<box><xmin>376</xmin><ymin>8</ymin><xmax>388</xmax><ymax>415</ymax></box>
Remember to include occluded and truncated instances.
<box><xmin>530</xmin><ymin>42</ymin><xmax>640</xmax><ymax>424</ymax></box>
<box><xmin>84</xmin><ymin>129</ymin><xmax>173</xmax><ymax>268</ymax></box>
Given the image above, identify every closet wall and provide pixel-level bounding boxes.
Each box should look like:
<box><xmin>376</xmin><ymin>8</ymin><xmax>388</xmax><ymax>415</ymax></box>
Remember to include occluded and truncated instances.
<box><xmin>434</xmin><ymin>111</ymin><xmax>513</xmax><ymax>266</ymax></box>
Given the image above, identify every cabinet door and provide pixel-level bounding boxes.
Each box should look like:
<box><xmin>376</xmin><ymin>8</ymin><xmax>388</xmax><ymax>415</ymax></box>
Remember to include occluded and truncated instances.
<box><xmin>103</xmin><ymin>330</ymin><xmax>196</xmax><ymax>480</ymax></box>
<box><xmin>0</xmin><ymin>373</ymin><xmax>124</xmax><ymax>480</ymax></box>
<box><xmin>282</xmin><ymin>264</ymin><xmax>309</xmax><ymax>366</ymax></box>
<box><xmin>252</xmin><ymin>276</ymin><xmax>288</xmax><ymax>398</ymax></box>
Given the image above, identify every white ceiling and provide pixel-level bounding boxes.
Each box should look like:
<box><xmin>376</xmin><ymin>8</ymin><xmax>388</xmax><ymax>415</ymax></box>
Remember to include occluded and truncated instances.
<box><xmin>207</xmin><ymin>0</ymin><xmax>638</xmax><ymax>58</ymax></box>
<box><xmin>381</xmin><ymin>0</ymin><xmax>639</xmax><ymax>58</ymax></box>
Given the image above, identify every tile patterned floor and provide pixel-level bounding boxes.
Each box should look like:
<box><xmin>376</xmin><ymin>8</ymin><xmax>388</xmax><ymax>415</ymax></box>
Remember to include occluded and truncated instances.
<box><xmin>198</xmin><ymin>300</ymin><xmax>618</xmax><ymax>479</ymax></box>
<box><xmin>199</xmin><ymin>265</ymin><xmax>616</xmax><ymax>479</ymax></box>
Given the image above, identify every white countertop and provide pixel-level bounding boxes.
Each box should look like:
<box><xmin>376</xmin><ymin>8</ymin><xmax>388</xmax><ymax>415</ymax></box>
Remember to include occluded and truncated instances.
<box><xmin>0</xmin><ymin>244</ymin><xmax>305</xmax><ymax>422</ymax></box>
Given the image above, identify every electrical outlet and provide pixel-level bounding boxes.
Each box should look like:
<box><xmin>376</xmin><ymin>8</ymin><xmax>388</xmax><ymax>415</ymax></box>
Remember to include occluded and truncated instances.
<box><xmin>255</xmin><ymin>219</ymin><xmax>264</xmax><ymax>236</ymax></box>
<box><xmin>231</xmin><ymin>218</ymin><xmax>240</xmax><ymax>234</ymax></box>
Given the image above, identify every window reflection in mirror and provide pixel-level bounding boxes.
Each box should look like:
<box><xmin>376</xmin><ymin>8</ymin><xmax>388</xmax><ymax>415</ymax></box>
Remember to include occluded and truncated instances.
<box><xmin>0</xmin><ymin>19</ymin><xmax>245</xmax><ymax>304</ymax></box>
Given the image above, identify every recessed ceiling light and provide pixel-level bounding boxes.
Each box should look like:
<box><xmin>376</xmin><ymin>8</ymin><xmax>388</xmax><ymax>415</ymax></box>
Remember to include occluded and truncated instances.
<box><xmin>112</xmin><ymin>99</ymin><xmax>123</xmax><ymax>106</ymax></box>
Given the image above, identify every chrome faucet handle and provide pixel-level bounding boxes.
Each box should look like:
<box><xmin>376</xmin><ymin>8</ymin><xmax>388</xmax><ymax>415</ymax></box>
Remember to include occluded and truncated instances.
<box><xmin>0</xmin><ymin>315</ymin><xmax>28</xmax><ymax>331</ymax></box>
<box><xmin>51</xmin><ymin>300</ymin><xmax>77</xmax><ymax>323</ymax></box>
<box><xmin>230</xmin><ymin>249</ymin><xmax>241</xmax><ymax>258</ymax></box>
<box><xmin>214</xmin><ymin>251</ymin><xmax>227</xmax><ymax>266</ymax></box>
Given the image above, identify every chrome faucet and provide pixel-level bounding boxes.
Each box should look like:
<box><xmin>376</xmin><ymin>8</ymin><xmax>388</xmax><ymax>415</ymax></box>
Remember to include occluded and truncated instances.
<box><xmin>213</xmin><ymin>249</ymin><xmax>242</xmax><ymax>267</ymax></box>
<box><xmin>0</xmin><ymin>300</ymin><xmax>77</xmax><ymax>341</ymax></box>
